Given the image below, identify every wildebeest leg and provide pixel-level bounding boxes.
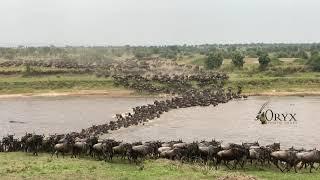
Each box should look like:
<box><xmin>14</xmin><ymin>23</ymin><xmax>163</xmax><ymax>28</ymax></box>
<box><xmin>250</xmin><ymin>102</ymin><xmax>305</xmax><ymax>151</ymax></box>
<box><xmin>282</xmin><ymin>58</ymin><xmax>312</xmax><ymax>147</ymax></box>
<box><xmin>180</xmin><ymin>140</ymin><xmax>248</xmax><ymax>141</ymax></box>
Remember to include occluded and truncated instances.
<box><xmin>273</xmin><ymin>160</ymin><xmax>284</xmax><ymax>172</ymax></box>
<box><xmin>51</xmin><ymin>151</ymin><xmax>55</xmax><ymax>158</ymax></box>
<box><xmin>215</xmin><ymin>158</ymin><xmax>221</xmax><ymax>170</ymax></box>
<box><xmin>241</xmin><ymin>159</ymin><xmax>247</xmax><ymax>169</ymax></box>
<box><xmin>224</xmin><ymin>161</ymin><xmax>232</xmax><ymax>170</ymax></box>
<box><xmin>233</xmin><ymin>160</ymin><xmax>239</xmax><ymax>170</ymax></box>
<box><xmin>293</xmin><ymin>163</ymin><xmax>298</xmax><ymax>173</ymax></box>
<box><xmin>286</xmin><ymin>163</ymin><xmax>293</xmax><ymax>172</ymax></box>
<box><xmin>259</xmin><ymin>159</ymin><xmax>263</xmax><ymax>166</ymax></box>
<box><xmin>298</xmin><ymin>162</ymin><xmax>304</xmax><ymax>170</ymax></box>
<box><xmin>310</xmin><ymin>162</ymin><xmax>314</xmax><ymax>173</ymax></box>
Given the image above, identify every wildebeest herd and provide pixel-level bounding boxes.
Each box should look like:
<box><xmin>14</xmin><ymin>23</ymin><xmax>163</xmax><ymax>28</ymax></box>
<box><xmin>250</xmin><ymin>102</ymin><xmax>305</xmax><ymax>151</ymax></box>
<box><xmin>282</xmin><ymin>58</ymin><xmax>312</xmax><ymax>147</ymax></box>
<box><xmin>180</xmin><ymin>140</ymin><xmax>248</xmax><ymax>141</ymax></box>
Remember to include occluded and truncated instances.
<box><xmin>80</xmin><ymin>72</ymin><xmax>243</xmax><ymax>137</ymax></box>
<box><xmin>2</xmin><ymin>134</ymin><xmax>320</xmax><ymax>173</ymax></box>
<box><xmin>0</xmin><ymin>67</ymin><xmax>317</xmax><ymax>173</ymax></box>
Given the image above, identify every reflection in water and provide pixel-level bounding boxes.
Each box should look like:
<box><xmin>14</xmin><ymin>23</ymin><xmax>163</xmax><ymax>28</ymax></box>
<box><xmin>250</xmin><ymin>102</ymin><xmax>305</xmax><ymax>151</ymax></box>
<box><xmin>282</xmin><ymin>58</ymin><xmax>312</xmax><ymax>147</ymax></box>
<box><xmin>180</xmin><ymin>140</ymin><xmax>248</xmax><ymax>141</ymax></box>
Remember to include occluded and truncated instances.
<box><xmin>0</xmin><ymin>96</ymin><xmax>319</xmax><ymax>149</ymax></box>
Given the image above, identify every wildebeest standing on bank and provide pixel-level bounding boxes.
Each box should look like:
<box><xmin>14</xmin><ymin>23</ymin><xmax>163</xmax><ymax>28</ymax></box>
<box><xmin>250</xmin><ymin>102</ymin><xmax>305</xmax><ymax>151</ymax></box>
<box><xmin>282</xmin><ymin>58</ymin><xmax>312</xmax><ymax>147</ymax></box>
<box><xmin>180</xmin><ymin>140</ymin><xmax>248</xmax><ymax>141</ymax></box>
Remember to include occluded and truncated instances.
<box><xmin>86</xmin><ymin>136</ymin><xmax>98</xmax><ymax>157</ymax></box>
<box><xmin>52</xmin><ymin>134</ymin><xmax>75</xmax><ymax>158</ymax></box>
<box><xmin>1</xmin><ymin>135</ymin><xmax>20</xmax><ymax>152</ymax></box>
<box><xmin>25</xmin><ymin>134</ymin><xmax>44</xmax><ymax>156</ymax></box>
<box><xmin>72</xmin><ymin>139</ymin><xmax>88</xmax><ymax>158</ymax></box>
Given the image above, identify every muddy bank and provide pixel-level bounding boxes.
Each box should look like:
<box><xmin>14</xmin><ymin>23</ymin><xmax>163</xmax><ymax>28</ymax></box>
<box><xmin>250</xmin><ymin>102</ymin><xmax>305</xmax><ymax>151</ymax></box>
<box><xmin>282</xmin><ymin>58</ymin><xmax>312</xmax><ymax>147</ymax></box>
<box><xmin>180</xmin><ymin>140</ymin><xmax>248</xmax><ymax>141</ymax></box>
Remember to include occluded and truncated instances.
<box><xmin>0</xmin><ymin>90</ymin><xmax>136</xmax><ymax>99</ymax></box>
<box><xmin>1</xmin><ymin>90</ymin><xmax>320</xmax><ymax>99</ymax></box>
<box><xmin>243</xmin><ymin>91</ymin><xmax>320</xmax><ymax>96</ymax></box>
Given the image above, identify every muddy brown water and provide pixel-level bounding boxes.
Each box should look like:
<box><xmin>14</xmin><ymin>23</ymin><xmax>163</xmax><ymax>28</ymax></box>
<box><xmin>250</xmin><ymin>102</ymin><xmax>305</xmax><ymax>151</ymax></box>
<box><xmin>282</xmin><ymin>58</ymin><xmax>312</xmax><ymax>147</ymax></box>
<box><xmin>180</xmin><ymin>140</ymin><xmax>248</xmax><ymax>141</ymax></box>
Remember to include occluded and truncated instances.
<box><xmin>0</xmin><ymin>96</ymin><xmax>319</xmax><ymax>149</ymax></box>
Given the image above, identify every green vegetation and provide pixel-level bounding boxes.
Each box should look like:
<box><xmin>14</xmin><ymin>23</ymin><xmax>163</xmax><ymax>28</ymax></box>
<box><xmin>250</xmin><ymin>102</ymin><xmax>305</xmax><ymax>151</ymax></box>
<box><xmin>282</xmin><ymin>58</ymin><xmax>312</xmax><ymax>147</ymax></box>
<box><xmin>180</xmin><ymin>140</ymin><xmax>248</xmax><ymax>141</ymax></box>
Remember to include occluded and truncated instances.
<box><xmin>0</xmin><ymin>44</ymin><xmax>320</xmax><ymax>95</ymax></box>
<box><xmin>258</xmin><ymin>52</ymin><xmax>271</xmax><ymax>70</ymax></box>
<box><xmin>205</xmin><ymin>53</ymin><xmax>224</xmax><ymax>69</ymax></box>
<box><xmin>231</xmin><ymin>51</ymin><xmax>245</xmax><ymax>68</ymax></box>
<box><xmin>1</xmin><ymin>152</ymin><xmax>320</xmax><ymax>180</ymax></box>
<box><xmin>0</xmin><ymin>75</ymin><xmax>121</xmax><ymax>94</ymax></box>
<box><xmin>307</xmin><ymin>54</ymin><xmax>320</xmax><ymax>71</ymax></box>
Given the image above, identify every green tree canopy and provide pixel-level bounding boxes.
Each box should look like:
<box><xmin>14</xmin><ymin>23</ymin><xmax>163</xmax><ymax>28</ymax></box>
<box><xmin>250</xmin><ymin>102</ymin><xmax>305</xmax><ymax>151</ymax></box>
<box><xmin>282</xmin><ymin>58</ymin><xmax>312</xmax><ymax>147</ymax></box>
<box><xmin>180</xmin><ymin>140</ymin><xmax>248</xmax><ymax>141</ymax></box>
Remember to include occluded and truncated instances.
<box><xmin>205</xmin><ymin>53</ymin><xmax>223</xmax><ymax>69</ymax></box>
<box><xmin>258</xmin><ymin>52</ymin><xmax>271</xmax><ymax>70</ymax></box>
<box><xmin>307</xmin><ymin>53</ymin><xmax>320</xmax><ymax>71</ymax></box>
<box><xmin>231</xmin><ymin>51</ymin><xmax>245</xmax><ymax>68</ymax></box>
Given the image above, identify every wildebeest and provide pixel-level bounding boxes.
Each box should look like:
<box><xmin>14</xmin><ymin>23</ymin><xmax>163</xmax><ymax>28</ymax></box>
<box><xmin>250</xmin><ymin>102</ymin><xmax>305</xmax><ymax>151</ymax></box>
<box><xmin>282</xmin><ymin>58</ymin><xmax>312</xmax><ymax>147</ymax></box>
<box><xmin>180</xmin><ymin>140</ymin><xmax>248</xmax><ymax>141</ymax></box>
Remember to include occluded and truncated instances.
<box><xmin>160</xmin><ymin>148</ymin><xmax>182</xmax><ymax>160</ymax></box>
<box><xmin>242</xmin><ymin>141</ymin><xmax>259</xmax><ymax>149</ymax></box>
<box><xmin>51</xmin><ymin>134</ymin><xmax>75</xmax><ymax>158</ymax></box>
<box><xmin>271</xmin><ymin>150</ymin><xmax>299</xmax><ymax>172</ymax></box>
<box><xmin>86</xmin><ymin>136</ymin><xmax>98</xmax><ymax>157</ymax></box>
<box><xmin>248</xmin><ymin>146</ymin><xmax>270</xmax><ymax>166</ymax></box>
<box><xmin>72</xmin><ymin>140</ymin><xmax>88</xmax><ymax>158</ymax></box>
<box><xmin>25</xmin><ymin>134</ymin><xmax>44</xmax><ymax>156</ymax></box>
<box><xmin>113</xmin><ymin>143</ymin><xmax>133</xmax><ymax>160</ymax></box>
<box><xmin>101</xmin><ymin>139</ymin><xmax>120</xmax><ymax>161</ymax></box>
<box><xmin>296</xmin><ymin>150</ymin><xmax>320</xmax><ymax>173</ymax></box>
<box><xmin>129</xmin><ymin>144</ymin><xmax>154</xmax><ymax>163</ymax></box>
<box><xmin>216</xmin><ymin>146</ymin><xmax>249</xmax><ymax>170</ymax></box>
<box><xmin>92</xmin><ymin>142</ymin><xmax>104</xmax><ymax>160</ymax></box>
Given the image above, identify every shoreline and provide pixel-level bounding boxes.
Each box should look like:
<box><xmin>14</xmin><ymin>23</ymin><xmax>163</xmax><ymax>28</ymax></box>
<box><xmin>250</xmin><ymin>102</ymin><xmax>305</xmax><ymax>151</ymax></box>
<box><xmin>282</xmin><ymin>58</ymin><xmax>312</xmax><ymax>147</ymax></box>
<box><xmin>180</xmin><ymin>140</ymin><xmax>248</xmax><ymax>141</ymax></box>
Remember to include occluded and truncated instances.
<box><xmin>0</xmin><ymin>89</ymin><xmax>320</xmax><ymax>98</ymax></box>
<box><xmin>0</xmin><ymin>90</ymin><xmax>138</xmax><ymax>99</ymax></box>
<box><xmin>243</xmin><ymin>91</ymin><xmax>320</xmax><ymax>96</ymax></box>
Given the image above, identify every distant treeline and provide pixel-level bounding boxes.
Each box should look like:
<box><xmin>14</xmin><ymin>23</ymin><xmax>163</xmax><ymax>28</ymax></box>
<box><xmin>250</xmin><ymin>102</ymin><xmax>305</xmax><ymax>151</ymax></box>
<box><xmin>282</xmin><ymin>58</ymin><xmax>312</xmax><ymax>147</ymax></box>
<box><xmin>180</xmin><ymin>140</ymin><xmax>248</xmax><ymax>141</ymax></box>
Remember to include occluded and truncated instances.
<box><xmin>1</xmin><ymin>43</ymin><xmax>320</xmax><ymax>62</ymax></box>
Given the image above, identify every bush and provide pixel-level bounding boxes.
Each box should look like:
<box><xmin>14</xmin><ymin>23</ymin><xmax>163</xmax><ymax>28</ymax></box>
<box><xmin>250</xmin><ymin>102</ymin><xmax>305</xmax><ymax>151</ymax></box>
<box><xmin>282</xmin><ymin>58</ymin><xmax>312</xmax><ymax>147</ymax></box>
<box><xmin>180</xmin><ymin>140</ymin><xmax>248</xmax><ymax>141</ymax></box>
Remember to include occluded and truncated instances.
<box><xmin>205</xmin><ymin>53</ymin><xmax>223</xmax><ymax>69</ymax></box>
<box><xmin>258</xmin><ymin>53</ymin><xmax>271</xmax><ymax>70</ymax></box>
<box><xmin>231</xmin><ymin>51</ymin><xmax>245</xmax><ymax>68</ymax></box>
<box><xmin>307</xmin><ymin>54</ymin><xmax>320</xmax><ymax>71</ymax></box>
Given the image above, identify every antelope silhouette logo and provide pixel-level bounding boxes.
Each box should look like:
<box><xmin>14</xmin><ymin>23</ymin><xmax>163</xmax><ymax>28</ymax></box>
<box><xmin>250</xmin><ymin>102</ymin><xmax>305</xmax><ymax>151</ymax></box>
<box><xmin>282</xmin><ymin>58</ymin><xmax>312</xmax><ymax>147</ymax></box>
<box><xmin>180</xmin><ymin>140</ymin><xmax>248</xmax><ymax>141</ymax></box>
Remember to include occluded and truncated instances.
<box><xmin>255</xmin><ymin>101</ymin><xmax>297</xmax><ymax>125</ymax></box>
<box><xmin>255</xmin><ymin>101</ymin><xmax>269</xmax><ymax>124</ymax></box>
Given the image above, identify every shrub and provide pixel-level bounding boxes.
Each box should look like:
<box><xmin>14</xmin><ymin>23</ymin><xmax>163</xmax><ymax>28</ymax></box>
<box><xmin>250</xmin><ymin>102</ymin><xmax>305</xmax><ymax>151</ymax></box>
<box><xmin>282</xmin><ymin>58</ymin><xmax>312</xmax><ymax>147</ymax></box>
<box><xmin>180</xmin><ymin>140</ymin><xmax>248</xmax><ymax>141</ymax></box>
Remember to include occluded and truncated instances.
<box><xmin>307</xmin><ymin>54</ymin><xmax>320</xmax><ymax>71</ymax></box>
<box><xmin>258</xmin><ymin>53</ymin><xmax>271</xmax><ymax>70</ymax></box>
<box><xmin>205</xmin><ymin>53</ymin><xmax>223</xmax><ymax>69</ymax></box>
<box><xmin>231</xmin><ymin>51</ymin><xmax>245</xmax><ymax>68</ymax></box>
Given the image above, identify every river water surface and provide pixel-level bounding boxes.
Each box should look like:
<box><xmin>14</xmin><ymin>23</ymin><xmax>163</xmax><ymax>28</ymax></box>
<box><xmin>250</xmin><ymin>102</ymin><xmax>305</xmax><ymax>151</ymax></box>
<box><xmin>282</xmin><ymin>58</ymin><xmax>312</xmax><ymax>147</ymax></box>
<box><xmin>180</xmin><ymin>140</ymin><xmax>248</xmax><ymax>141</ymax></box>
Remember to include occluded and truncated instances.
<box><xmin>1</xmin><ymin>96</ymin><xmax>319</xmax><ymax>149</ymax></box>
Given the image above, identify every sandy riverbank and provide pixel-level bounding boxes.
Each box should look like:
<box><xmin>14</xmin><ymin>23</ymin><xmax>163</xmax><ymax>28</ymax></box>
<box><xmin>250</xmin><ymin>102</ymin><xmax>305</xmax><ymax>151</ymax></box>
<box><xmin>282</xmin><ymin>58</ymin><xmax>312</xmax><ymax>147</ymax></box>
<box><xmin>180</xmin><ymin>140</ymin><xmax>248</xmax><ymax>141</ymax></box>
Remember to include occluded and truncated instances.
<box><xmin>243</xmin><ymin>91</ymin><xmax>320</xmax><ymax>96</ymax></box>
<box><xmin>0</xmin><ymin>90</ymin><xmax>139</xmax><ymax>98</ymax></box>
<box><xmin>0</xmin><ymin>90</ymin><xmax>320</xmax><ymax>98</ymax></box>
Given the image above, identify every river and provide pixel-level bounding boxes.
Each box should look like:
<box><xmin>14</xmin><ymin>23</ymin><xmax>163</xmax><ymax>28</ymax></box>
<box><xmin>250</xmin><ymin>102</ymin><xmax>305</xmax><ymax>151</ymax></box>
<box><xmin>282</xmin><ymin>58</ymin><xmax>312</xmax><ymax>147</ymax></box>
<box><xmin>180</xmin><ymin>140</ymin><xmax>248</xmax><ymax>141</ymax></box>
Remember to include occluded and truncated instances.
<box><xmin>0</xmin><ymin>96</ymin><xmax>319</xmax><ymax>149</ymax></box>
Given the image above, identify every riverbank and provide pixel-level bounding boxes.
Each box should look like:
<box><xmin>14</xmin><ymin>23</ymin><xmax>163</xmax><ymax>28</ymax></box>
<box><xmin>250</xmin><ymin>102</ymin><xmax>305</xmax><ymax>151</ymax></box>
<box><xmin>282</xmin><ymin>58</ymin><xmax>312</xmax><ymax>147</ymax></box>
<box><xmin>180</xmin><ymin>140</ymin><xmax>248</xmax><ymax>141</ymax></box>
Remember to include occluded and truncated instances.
<box><xmin>0</xmin><ymin>90</ymin><xmax>136</xmax><ymax>98</ymax></box>
<box><xmin>1</xmin><ymin>152</ymin><xmax>320</xmax><ymax>180</ymax></box>
<box><xmin>1</xmin><ymin>89</ymin><xmax>320</xmax><ymax>99</ymax></box>
<box><xmin>1</xmin><ymin>74</ymin><xmax>320</xmax><ymax>98</ymax></box>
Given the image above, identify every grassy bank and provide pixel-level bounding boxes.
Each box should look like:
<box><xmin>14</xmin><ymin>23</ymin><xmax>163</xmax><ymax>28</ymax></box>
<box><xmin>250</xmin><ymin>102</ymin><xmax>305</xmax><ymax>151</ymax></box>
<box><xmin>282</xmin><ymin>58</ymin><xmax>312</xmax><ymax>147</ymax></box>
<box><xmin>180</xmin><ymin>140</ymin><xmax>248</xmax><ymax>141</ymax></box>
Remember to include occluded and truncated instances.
<box><xmin>1</xmin><ymin>61</ymin><xmax>320</xmax><ymax>96</ymax></box>
<box><xmin>1</xmin><ymin>152</ymin><xmax>320</xmax><ymax>180</ymax></box>
<box><xmin>1</xmin><ymin>74</ymin><xmax>320</xmax><ymax>96</ymax></box>
<box><xmin>0</xmin><ymin>75</ymin><xmax>124</xmax><ymax>95</ymax></box>
<box><xmin>227</xmin><ymin>75</ymin><xmax>320</xmax><ymax>95</ymax></box>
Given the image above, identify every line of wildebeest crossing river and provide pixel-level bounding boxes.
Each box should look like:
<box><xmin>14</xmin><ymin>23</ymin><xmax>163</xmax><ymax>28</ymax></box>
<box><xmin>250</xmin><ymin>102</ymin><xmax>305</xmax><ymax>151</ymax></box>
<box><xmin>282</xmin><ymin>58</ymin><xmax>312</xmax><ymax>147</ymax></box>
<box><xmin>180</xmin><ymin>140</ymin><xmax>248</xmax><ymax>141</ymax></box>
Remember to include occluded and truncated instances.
<box><xmin>1</xmin><ymin>73</ymin><xmax>320</xmax><ymax>173</ymax></box>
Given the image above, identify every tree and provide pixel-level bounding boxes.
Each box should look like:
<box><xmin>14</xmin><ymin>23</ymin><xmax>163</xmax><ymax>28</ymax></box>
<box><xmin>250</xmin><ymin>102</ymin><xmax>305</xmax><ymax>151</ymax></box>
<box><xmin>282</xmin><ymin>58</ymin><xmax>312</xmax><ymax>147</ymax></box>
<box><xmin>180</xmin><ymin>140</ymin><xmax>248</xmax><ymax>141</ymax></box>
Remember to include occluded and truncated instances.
<box><xmin>231</xmin><ymin>51</ymin><xmax>245</xmax><ymax>68</ymax></box>
<box><xmin>205</xmin><ymin>53</ymin><xmax>223</xmax><ymax>69</ymax></box>
<box><xmin>307</xmin><ymin>53</ymin><xmax>320</xmax><ymax>71</ymax></box>
<box><xmin>296</xmin><ymin>50</ymin><xmax>308</xmax><ymax>59</ymax></box>
<box><xmin>258</xmin><ymin>53</ymin><xmax>271</xmax><ymax>70</ymax></box>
